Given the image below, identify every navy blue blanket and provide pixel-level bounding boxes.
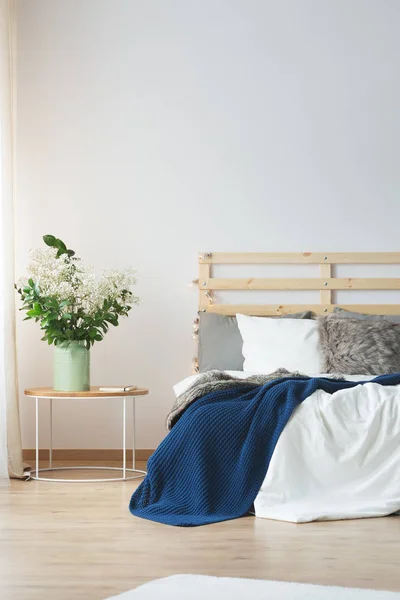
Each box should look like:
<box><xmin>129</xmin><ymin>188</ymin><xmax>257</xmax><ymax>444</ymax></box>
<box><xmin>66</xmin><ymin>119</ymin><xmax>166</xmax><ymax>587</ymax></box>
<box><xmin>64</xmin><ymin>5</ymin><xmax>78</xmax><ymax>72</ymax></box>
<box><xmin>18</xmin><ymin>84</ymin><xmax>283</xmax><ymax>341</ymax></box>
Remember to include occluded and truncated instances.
<box><xmin>129</xmin><ymin>374</ymin><xmax>400</xmax><ymax>526</ymax></box>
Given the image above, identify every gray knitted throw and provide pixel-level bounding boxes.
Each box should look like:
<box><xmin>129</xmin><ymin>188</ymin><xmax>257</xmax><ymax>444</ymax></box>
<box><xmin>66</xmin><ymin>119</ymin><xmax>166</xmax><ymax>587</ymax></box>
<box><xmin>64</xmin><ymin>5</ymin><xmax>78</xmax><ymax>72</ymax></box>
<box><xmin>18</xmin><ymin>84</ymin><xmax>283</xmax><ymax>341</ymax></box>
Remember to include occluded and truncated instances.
<box><xmin>166</xmin><ymin>369</ymin><xmax>306</xmax><ymax>430</ymax></box>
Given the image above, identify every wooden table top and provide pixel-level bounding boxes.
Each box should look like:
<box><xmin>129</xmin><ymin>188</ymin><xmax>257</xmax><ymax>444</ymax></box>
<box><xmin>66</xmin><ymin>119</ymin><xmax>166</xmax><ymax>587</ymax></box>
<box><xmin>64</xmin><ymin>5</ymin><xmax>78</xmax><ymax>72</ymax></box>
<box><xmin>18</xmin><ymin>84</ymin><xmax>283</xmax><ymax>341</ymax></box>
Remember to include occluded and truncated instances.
<box><xmin>24</xmin><ymin>386</ymin><xmax>149</xmax><ymax>398</ymax></box>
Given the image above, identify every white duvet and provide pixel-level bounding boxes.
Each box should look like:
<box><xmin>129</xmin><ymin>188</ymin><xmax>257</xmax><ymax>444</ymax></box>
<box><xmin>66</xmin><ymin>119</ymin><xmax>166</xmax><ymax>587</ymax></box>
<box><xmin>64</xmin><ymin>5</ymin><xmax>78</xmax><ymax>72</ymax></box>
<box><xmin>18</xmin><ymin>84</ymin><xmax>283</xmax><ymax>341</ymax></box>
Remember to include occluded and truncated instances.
<box><xmin>173</xmin><ymin>372</ymin><xmax>400</xmax><ymax>523</ymax></box>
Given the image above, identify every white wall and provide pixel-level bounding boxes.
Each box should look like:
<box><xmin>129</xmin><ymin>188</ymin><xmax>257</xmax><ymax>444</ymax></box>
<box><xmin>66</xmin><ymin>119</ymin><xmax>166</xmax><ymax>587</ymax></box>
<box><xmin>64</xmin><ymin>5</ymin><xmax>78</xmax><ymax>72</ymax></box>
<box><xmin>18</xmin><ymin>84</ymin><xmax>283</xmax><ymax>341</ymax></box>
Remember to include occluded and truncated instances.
<box><xmin>16</xmin><ymin>0</ymin><xmax>400</xmax><ymax>449</ymax></box>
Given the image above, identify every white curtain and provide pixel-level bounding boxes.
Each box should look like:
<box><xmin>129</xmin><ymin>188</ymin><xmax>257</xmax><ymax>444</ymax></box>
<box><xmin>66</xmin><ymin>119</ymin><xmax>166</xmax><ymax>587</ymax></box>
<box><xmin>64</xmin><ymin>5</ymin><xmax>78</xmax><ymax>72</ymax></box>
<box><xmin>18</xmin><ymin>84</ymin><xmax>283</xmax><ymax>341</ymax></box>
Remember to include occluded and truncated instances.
<box><xmin>0</xmin><ymin>0</ymin><xmax>25</xmax><ymax>482</ymax></box>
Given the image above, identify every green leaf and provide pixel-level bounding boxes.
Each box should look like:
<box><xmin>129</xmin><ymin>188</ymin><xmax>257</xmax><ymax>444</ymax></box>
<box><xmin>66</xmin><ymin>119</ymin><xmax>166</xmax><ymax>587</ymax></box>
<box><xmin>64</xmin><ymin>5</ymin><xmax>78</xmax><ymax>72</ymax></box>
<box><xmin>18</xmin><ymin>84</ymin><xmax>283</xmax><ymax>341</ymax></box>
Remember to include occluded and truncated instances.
<box><xmin>43</xmin><ymin>235</ymin><xmax>74</xmax><ymax>259</ymax></box>
<box><xmin>55</xmin><ymin>239</ymin><xmax>68</xmax><ymax>258</ymax></box>
<box><xmin>62</xmin><ymin>313</ymin><xmax>72</xmax><ymax>320</ymax></box>
<box><xmin>105</xmin><ymin>314</ymin><xmax>118</xmax><ymax>326</ymax></box>
<box><xmin>43</xmin><ymin>234</ymin><xmax>58</xmax><ymax>247</ymax></box>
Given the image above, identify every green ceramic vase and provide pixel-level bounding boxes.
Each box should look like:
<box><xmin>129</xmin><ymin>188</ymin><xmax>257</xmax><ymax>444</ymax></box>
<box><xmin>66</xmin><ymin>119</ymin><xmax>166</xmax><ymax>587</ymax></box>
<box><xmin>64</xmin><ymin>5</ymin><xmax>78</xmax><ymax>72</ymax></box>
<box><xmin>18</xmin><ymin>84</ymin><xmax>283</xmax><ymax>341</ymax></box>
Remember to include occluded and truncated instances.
<box><xmin>53</xmin><ymin>341</ymin><xmax>90</xmax><ymax>391</ymax></box>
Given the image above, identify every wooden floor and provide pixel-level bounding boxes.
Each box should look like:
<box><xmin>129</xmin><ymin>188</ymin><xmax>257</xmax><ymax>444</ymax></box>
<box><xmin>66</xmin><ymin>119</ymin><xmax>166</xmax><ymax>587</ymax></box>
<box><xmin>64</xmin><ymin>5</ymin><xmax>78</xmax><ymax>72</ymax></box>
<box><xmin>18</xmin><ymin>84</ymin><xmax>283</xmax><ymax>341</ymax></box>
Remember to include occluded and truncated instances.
<box><xmin>1</xmin><ymin>461</ymin><xmax>400</xmax><ymax>600</ymax></box>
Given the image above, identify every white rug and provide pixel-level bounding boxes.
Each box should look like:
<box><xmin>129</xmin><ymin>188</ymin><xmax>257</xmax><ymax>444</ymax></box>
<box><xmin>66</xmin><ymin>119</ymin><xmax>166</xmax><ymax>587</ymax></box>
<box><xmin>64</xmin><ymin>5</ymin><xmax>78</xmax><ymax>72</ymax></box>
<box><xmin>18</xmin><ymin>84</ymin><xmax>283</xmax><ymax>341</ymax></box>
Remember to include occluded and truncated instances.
<box><xmin>106</xmin><ymin>575</ymin><xmax>400</xmax><ymax>599</ymax></box>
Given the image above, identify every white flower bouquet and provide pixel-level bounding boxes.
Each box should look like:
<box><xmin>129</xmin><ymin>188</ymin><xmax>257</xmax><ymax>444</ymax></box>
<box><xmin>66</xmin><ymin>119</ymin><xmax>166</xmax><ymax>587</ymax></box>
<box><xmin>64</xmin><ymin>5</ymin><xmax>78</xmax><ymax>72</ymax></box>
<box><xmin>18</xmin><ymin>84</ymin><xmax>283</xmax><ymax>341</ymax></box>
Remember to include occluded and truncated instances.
<box><xmin>16</xmin><ymin>235</ymin><xmax>139</xmax><ymax>349</ymax></box>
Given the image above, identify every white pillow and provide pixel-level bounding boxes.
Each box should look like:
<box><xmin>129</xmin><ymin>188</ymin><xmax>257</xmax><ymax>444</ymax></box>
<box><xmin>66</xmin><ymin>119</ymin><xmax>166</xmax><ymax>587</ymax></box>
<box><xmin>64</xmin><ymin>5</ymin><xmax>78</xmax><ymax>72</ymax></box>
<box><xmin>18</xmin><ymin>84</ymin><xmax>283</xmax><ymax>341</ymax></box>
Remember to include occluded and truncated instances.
<box><xmin>236</xmin><ymin>314</ymin><xmax>322</xmax><ymax>374</ymax></box>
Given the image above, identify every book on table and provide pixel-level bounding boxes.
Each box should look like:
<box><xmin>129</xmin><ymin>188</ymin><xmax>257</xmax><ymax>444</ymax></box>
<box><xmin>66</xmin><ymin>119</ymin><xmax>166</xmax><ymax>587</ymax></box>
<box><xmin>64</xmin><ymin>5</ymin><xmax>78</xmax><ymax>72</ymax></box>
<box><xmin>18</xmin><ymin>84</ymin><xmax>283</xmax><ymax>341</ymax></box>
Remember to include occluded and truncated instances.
<box><xmin>99</xmin><ymin>385</ymin><xmax>137</xmax><ymax>392</ymax></box>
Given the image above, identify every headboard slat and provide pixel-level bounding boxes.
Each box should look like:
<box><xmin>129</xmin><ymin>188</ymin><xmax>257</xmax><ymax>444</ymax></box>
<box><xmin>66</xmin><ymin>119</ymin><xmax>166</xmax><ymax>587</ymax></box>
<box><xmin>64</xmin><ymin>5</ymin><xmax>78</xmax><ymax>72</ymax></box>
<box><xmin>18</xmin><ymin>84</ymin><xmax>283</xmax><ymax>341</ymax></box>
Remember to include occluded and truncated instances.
<box><xmin>199</xmin><ymin>252</ymin><xmax>400</xmax><ymax>265</ymax></box>
<box><xmin>206</xmin><ymin>304</ymin><xmax>400</xmax><ymax>317</ymax></box>
<box><xmin>200</xmin><ymin>278</ymin><xmax>400</xmax><ymax>291</ymax></box>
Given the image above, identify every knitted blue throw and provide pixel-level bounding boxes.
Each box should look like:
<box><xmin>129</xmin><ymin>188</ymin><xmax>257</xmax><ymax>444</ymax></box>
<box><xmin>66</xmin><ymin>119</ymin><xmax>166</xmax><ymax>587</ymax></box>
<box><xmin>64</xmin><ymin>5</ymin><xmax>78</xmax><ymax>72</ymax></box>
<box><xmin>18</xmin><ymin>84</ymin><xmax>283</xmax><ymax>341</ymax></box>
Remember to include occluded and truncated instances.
<box><xmin>129</xmin><ymin>374</ymin><xmax>400</xmax><ymax>526</ymax></box>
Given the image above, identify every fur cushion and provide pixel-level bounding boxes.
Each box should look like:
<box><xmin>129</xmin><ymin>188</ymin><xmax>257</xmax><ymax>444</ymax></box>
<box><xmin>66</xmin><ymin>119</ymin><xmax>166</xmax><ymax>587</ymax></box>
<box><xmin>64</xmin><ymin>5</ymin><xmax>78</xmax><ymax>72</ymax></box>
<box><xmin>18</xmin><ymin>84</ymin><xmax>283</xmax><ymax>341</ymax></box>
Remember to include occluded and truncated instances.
<box><xmin>318</xmin><ymin>314</ymin><xmax>400</xmax><ymax>375</ymax></box>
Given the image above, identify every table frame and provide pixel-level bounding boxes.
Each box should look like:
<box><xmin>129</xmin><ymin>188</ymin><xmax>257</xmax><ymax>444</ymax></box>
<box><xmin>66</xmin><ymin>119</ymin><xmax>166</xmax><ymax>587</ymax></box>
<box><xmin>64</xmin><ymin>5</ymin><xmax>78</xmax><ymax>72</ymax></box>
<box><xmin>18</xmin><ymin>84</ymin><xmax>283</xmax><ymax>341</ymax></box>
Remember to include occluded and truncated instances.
<box><xmin>28</xmin><ymin>394</ymin><xmax>146</xmax><ymax>483</ymax></box>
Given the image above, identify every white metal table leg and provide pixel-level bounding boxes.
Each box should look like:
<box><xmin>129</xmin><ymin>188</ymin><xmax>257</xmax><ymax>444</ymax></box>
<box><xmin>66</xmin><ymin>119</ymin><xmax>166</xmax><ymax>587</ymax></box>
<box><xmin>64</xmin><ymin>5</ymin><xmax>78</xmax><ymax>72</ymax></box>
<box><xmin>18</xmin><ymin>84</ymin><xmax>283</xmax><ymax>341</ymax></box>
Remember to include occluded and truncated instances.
<box><xmin>122</xmin><ymin>396</ymin><xmax>126</xmax><ymax>479</ymax></box>
<box><xmin>28</xmin><ymin>392</ymin><xmax>146</xmax><ymax>483</ymax></box>
<box><xmin>35</xmin><ymin>397</ymin><xmax>39</xmax><ymax>479</ymax></box>
<box><xmin>49</xmin><ymin>398</ymin><xmax>53</xmax><ymax>469</ymax></box>
<box><xmin>132</xmin><ymin>396</ymin><xmax>136</xmax><ymax>471</ymax></box>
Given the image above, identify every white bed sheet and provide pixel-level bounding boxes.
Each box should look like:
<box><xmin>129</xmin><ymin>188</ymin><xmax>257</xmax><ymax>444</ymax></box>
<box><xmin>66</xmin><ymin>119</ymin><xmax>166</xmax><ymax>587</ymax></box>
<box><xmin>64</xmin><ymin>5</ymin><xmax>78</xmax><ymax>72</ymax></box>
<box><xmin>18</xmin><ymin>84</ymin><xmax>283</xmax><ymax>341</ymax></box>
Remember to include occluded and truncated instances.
<box><xmin>173</xmin><ymin>371</ymin><xmax>400</xmax><ymax>523</ymax></box>
<box><xmin>255</xmin><ymin>381</ymin><xmax>400</xmax><ymax>522</ymax></box>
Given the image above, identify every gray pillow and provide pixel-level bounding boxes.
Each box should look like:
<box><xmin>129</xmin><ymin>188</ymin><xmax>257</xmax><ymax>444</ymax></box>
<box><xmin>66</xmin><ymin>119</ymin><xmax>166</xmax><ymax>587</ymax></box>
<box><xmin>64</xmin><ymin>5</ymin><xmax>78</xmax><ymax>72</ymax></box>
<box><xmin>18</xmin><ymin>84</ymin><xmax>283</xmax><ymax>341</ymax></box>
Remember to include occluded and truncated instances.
<box><xmin>318</xmin><ymin>314</ymin><xmax>400</xmax><ymax>375</ymax></box>
<box><xmin>198</xmin><ymin>311</ymin><xmax>314</xmax><ymax>373</ymax></box>
<box><xmin>333</xmin><ymin>307</ymin><xmax>400</xmax><ymax>323</ymax></box>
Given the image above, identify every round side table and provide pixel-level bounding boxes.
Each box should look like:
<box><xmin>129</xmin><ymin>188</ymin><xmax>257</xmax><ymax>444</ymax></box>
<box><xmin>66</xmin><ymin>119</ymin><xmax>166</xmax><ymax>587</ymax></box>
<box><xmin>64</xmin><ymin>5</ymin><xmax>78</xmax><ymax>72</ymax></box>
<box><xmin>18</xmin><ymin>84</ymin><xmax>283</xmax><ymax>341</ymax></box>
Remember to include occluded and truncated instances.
<box><xmin>24</xmin><ymin>386</ymin><xmax>149</xmax><ymax>483</ymax></box>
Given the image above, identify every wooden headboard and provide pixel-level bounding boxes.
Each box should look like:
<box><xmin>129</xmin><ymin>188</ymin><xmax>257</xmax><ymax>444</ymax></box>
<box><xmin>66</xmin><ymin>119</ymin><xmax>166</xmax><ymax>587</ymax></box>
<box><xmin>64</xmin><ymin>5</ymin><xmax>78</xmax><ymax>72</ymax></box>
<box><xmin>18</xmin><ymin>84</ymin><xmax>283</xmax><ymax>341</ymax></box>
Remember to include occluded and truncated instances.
<box><xmin>197</xmin><ymin>252</ymin><xmax>400</xmax><ymax>316</ymax></box>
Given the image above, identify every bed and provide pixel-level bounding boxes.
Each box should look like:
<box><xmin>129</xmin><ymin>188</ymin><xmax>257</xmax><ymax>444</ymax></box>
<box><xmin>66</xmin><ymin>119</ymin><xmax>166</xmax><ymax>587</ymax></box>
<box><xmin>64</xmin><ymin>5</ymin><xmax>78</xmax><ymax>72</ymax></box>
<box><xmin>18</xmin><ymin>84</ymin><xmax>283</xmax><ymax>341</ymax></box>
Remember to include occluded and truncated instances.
<box><xmin>130</xmin><ymin>252</ymin><xmax>400</xmax><ymax>526</ymax></box>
